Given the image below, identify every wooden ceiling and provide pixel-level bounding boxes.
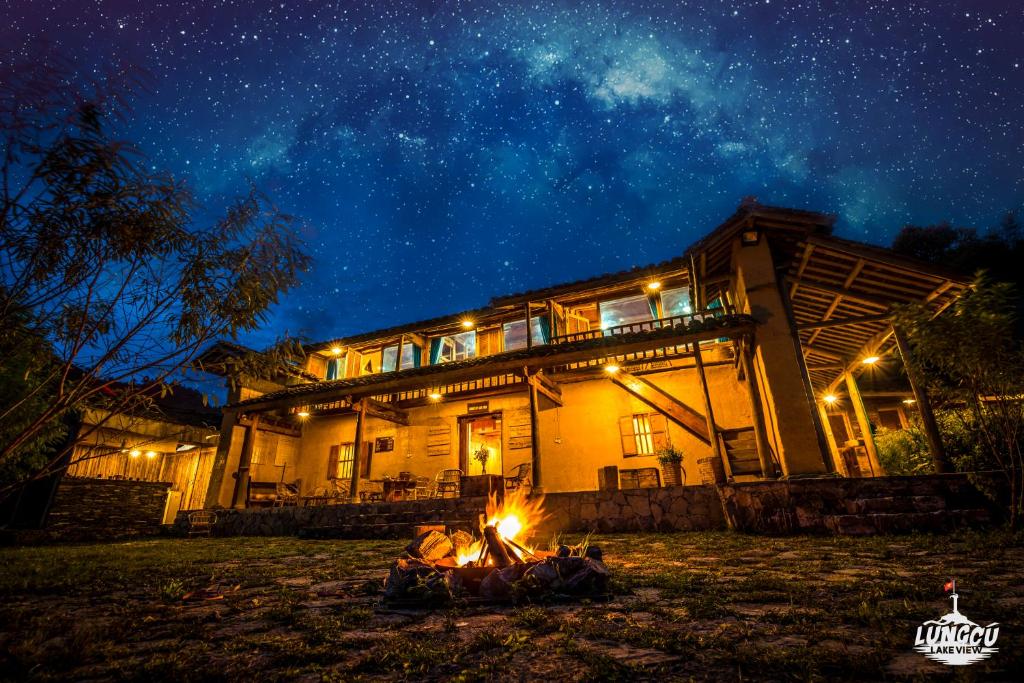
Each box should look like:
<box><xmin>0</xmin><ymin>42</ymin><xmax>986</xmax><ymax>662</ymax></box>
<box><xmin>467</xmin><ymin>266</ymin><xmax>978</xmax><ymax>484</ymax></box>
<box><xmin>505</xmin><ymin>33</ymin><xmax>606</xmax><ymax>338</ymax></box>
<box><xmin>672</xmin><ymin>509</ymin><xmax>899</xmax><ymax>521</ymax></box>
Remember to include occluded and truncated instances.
<box><xmin>784</xmin><ymin>235</ymin><xmax>966</xmax><ymax>394</ymax></box>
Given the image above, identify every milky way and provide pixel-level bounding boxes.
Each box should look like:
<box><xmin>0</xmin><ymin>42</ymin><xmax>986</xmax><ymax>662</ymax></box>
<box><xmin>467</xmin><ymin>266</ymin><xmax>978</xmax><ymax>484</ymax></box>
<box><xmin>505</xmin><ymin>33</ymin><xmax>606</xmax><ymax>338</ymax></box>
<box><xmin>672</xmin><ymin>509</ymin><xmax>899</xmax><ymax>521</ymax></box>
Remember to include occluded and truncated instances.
<box><xmin>4</xmin><ymin>0</ymin><xmax>1022</xmax><ymax>347</ymax></box>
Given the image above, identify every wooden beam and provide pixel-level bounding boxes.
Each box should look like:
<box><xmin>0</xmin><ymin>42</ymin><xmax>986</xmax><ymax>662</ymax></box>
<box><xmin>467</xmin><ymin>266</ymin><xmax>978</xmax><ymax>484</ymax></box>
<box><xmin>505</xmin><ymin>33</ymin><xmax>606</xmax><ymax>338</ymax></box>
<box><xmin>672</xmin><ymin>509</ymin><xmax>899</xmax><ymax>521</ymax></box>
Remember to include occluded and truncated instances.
<box><xmin>527</xmin><ymin>372</ymin><xmax>543</xmax><ymax>491</ymax></box>
<box><xmin>527</xmin><ymin>371</ymin><xmax>563</xmax><ymax>410</ymax></box>
<box><xmin>844</xmin><ymin>369</ymin><xmax>884</xmax><ymax>477</ymax></box>
<box><xmin>892</xmin><ymin>325</ymin><xmax>949</xmax><ymax>473</ymax></box>
<box><xmin>348</xmin><ymin>400</ymin><xmax>367</xmax><ymax>502</ymax></box>
<box><xmin>797</xmin><ymin>313</ymin><xmax>892</xmax><ymax>331</ymax></box>
<box><xmin>362</xmin><ymin>398</ymin><xmax>410</xmax><ymax>425</ymax></box>
<box><xmin>739</xmin><ymin>338</ymin><xmax>775</xmax><ymax>479</ymax></box>
<box><xmin>816</xmin><ymin>401</ymin><xmax>849</xmax><ymax>477</ymax></box>
<box><xmin>789</xmin><ymin>243</ymin><xmax>815</xmax><ymax>299</ymax></box>
<box><xmin>610</xmin><ymin>369</ymin><xmax>712</xmax><ymax>444</ymax></box>
<box><xmin>692</xmin><ymin>343</ymin><xmax>728</xmax><ymax>478</ymax></box>
<box><xmin>825</xmin><ymin>327</ymin><xmax>894</xmax><ymax>395</ymax></box>
<box><xmin>785</xmin><ymin>278</ymin><xmax>893</xmax><ymax>310</ymax></box>
<box><xmin>231</xmin><ymin>414</ymin><xmax>259</xmax><ymax>509</ymax></box>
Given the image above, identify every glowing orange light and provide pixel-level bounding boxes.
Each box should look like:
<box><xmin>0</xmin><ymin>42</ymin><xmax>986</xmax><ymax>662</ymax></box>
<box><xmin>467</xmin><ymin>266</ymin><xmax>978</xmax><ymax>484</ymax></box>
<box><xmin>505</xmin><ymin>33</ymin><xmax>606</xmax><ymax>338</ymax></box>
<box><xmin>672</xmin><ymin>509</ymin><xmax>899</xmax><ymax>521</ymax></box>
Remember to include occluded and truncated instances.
<box><xmin>461</xmin><ymin>319</ymin><xmax>475</xmax><ymax>329</ymax></box>
<box><xmin>604</xmin><ymin>364</ymin><xmax>620</xmax><ymax>374</ymax></box>
<box><xmin>823</xmin><ymin>394</ymin><xmax>837</xmax><ymax>404</ymax></box>
<box><xmin>646</xmin><ymin>281</ymin><xmax>662</xmax><ymax>291</ymax></box>
<box><xmin>862</xmin><ymin>355</ymin><xmax>880</xmax><ymax>365</ymax></box>
<box><xmin>429</xmin><ymin>392</ymin><xmax>442</xmax><ymax>401</ymax></box>
<box><xmin>330</xmin><ymin>346</ymin><xmax>343</xmax><ymax>356</ymax></box>
<box><xmin>297</xmin><ymin>411</ymin><xmax>310</xmax><ymax>418</ymax></box>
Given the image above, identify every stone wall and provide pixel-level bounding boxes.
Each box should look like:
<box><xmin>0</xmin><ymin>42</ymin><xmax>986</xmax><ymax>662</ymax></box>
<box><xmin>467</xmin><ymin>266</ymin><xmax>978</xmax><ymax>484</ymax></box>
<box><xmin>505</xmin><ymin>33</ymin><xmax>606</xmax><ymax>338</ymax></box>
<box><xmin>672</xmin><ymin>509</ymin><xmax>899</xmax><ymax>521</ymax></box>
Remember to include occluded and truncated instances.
<box><xmin>176</xmin><ymin>485</ymin><xmax>727</xmax><ymax>538</ymax></box>
<box><xmin>44</xmin><ymin>477</ymin><xmax>171</xmax><ymax>542</ymax></box>
<box><xmin>719</xmin><ymin>474</ymin><xmax>997</xmax><ymax>535</ymax></box>
<box><xmin>534</xmin><ymin>485</ymin><xmax>725</xmax><ymax>535</ymax></box>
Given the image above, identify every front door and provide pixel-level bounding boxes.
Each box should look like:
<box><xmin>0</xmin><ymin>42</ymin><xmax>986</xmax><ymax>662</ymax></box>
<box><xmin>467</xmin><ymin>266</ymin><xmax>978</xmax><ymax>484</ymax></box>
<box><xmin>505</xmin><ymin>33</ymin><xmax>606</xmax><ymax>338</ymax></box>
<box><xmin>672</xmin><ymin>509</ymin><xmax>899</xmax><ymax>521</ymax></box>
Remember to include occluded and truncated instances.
<box><xmin>459</xmin><ymin>413</ymin><xmax>503</xmax><ymax>476</ymax></box>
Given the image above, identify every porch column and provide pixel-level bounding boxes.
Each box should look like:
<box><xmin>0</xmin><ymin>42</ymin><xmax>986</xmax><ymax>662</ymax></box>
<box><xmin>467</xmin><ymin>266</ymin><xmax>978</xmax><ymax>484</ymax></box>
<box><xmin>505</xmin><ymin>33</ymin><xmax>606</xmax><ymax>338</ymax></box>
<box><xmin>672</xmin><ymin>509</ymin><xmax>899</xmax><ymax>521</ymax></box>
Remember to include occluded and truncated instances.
<box><xmin>892</xmin><ymin>325</ymin><xmax>949</xmax><ymax>473</ymax></box>
<box><xmin>692</xmin><ymin>342</ymin><xmax>727</xmax><ymax>478</ymax></box>
<box><xmin>816</xmin><ymin>402</ymin><xmax>849</xmax><ymax>477</ymax></box>
<box><xmin>844</xmin><ymin>369</ymin><xmax>884</xmax><ymax>476</ymax></box>
<box><xmin>204</xmin><ymin>408</ymin><xmax>238</xmax><ymax>509</ymax></box>
<box><xmin>528</xmin><ymin>371</ymin><xmax>543</xmax><ymax>491</ymax></box>
<box><xmin>739</xmin><ymin>337</ymin><xmax>775</xmax><ymax>479</ymax></box>
<box><xmin>349</xmin><ymin>399</ymin><xmax>367</xmax><ymax>502</ymax></box>
<box><xmin>230</xmin><ymin>413</ymin><xmax>259</xmax><ymax>509</ymax></box>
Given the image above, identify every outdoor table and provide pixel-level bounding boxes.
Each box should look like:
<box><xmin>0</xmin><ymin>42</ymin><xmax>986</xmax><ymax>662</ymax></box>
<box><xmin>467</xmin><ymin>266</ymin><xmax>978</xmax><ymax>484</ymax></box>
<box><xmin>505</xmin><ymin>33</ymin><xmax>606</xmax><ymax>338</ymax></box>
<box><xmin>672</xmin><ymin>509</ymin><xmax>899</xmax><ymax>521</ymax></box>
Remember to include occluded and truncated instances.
<box><xmin>382</xmin><ymin>478</ymin><xmax>416</xmax><ymax>501</ymax></box>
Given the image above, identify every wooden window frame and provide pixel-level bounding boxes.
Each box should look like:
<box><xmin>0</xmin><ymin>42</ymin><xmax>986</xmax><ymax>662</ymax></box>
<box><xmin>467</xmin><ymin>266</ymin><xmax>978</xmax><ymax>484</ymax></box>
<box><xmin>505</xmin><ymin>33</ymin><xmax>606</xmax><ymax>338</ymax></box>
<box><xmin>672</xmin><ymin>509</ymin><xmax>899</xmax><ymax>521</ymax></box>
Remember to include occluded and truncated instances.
<box><xmin>618</xmin><ymin>412</ymin><xmax>668</xmax><ymax>457</ymax></box>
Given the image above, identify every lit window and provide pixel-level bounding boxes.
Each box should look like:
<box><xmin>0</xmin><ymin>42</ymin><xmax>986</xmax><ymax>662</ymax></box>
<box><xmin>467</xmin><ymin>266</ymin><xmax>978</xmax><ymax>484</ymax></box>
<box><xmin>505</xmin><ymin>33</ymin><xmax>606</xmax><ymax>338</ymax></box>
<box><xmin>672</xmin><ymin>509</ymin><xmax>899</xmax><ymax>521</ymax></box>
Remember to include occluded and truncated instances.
<box><xmin>502</xmin><ymin>317</ymin><xmax>550</xmax><ymax>350</ymax></box>
<box><xmin>430</xmin><ymin>331</ymin><xmax>476</xmax><ymax>364</ymax></box>
<box><xmin>329</xmin><ymin>443</ymin><xmax>355</xmax><ymax>480</ymax></box>
<box><xmin>660</xmin><ymin>286</ymin><xmax>692</xmax><ymax>316</ymax></box>
<box><xmin>618</xmin><ymin>413</ymin><xmax>668</xmax><ymax>457</ymax></box>
<box><xmin>382</xmin><ymin>343</ymin><xmax>421</xmax><ymax>372</ymax></box>
<box><xmin>599</xmin><ymin>294</ymin><xmax>655</xmax><ymax>330</ymax></box>
<box><xmin>326</xmin><ymin>357</ymin><xmax>344</xmax><ymax>380</ymax></box>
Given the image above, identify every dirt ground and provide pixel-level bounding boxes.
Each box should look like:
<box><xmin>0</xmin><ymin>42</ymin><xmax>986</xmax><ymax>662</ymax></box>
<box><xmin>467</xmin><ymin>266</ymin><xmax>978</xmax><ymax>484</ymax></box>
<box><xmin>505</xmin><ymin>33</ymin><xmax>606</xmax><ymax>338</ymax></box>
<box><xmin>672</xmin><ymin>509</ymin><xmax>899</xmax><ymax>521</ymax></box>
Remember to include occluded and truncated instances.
<box><xmin>0</xmin><ymin>529</ymin><xmax>1020</xmax><ymax>681</ymax></box>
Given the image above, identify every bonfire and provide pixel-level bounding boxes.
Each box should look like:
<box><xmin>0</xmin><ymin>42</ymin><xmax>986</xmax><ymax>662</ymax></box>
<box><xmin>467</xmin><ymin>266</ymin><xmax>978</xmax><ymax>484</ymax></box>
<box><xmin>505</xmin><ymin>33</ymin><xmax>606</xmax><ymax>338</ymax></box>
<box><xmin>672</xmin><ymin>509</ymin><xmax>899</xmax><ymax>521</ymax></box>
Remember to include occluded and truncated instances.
<box><xmin>384</xmin><ymin>489</ymin><xmax>609</xmax><ymax>604</ymax></box>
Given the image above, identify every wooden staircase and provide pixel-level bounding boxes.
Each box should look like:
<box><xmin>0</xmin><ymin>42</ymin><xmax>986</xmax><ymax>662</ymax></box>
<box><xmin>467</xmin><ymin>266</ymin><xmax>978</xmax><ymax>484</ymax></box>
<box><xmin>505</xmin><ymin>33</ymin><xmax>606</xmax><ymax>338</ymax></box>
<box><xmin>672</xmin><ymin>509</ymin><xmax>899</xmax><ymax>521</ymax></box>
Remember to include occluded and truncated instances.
<box><xmin>719</xmin><ymin>427</ymin><xmax>763</xmax><ymax>478</ymax></box>
<box><xmin>610</xmin><ymin>371</ymin><xmax>711</xmax><ymax>444</ymax></box>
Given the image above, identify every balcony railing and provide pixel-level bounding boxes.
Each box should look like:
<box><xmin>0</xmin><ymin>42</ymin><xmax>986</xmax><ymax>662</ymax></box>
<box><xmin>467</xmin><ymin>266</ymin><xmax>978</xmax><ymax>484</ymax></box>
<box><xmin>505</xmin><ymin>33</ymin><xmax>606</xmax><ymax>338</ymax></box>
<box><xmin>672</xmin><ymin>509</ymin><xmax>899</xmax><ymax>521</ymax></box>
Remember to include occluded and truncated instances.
<box><xmin>550</xmin><ymin>308</ymin><xmax>733</xmax><ymax>346</ymax></box>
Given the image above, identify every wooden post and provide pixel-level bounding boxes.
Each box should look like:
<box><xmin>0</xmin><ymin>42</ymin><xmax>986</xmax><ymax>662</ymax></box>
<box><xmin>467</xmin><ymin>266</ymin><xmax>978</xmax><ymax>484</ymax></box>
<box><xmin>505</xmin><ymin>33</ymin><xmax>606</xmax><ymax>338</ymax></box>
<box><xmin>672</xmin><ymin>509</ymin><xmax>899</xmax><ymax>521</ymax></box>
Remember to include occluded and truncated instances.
<box><xmin>844</xmin><ymin>369</ymin><xmax>884</xmax><ymax>477</ymax></box>
<box><xmin>546</xmin><ymin>299</ymin><xmax>557</xmax><ymax>339</ymax></box>
<box><xmin>892</xmin><ymin>325</ymin><xmax>949</xmax><ymax>473</ymax></box>
<box><xmin>525</xmin><ymin>301</ymin><xmax>533</xmax><ymax>349</ymax></box>
<box><xmin>396</xmin><ymin>335</ymin><xmax>405</xmax><ymax>371</ymax></box>
<box><xmin>231</xmin><ymin>413</ymin><xmax>259</xmax><ymax>509</ymax></box>
<box><xmin>816</xmin><ymin>402</ymin><xmax>849</xmax><ymax>477</ymax></box>
<box><xmin>692</xmin><ymin>342</ymin><xmax>727</xmax><ymax>478</ymax></box>
<box><xmin>527</xmin><ymin>371</ymin><xmax>542</xmax><ymax>491</ymax></box>
<box><xmin>739</xmin><ymin>338</ymin><xmax>775</xmax><ymax>479</ymax></box>
<box><xmin>349</xmin><ymin>400</ymin><xmax>367</xmax><ymax>502</ymax></box>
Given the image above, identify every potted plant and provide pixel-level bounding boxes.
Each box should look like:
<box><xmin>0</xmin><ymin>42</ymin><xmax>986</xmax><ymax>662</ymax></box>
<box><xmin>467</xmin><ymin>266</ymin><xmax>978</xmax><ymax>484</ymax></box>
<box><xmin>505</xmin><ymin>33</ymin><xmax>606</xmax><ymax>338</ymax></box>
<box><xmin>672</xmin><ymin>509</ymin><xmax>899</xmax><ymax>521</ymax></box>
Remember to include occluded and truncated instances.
<box><xmin>473</xmin><ymin>445</ymin><xmax>491</xmax><ymax>475</ymax></box>
<box><xmin>657</xmin><ymin>445</ymin><xmax>685</xmax><ymax>487</ymax></box>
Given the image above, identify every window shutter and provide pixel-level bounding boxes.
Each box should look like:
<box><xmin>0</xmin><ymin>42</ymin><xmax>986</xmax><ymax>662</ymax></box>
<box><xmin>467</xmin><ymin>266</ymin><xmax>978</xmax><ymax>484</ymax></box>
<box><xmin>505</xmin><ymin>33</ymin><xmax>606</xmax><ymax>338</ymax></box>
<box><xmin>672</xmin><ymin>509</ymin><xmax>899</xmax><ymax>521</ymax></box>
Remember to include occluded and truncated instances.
<box><xmin>477</xmin><ymin>327</ymin><xmax>502</xmax><ymax>356</ymax></box>
<box><xmin>327</xmin><ymin>445</ymin><xmax>340</xmax><ymax>479</ymax></box>
<box><xmin>618</xmin><ymin>416</ymin><xmax>637</xmax><ymax>456</ymax></box>
<box><xmin>344</xmin><ymin>350</ymin><xmax>362</xmax><ymax>378</ymax></box>
<box><xmin>649</xmin><ymin>413</ymin><xmax>669</xmax><ymax>451</ymax></box>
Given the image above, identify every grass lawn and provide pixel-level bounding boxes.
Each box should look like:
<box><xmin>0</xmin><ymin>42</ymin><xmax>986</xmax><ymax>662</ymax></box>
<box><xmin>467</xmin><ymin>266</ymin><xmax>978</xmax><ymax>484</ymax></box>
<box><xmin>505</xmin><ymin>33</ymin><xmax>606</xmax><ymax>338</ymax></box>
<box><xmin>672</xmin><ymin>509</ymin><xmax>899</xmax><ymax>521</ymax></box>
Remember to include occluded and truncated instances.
<box><xmin>0</xmin><ymin>529</ymin><xmax>1021</xmax><ymax>681</ymax></box>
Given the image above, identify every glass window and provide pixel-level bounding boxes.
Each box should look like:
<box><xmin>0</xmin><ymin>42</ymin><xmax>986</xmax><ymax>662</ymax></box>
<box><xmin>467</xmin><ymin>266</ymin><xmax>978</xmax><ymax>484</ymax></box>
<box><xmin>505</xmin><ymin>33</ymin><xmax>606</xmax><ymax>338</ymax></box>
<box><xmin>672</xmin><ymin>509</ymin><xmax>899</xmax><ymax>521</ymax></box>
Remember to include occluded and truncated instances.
<box><xmin>382</xmin><ymin>343</ymin><xmax>422</xmax><ymax>372</ymax></box>
<box><xmin>326</xmin><ymin>357</ymin><xmax>343</xmax><ymax>380</ymax></box>
<box><xmin>329</xmin><ymin>443</ymin><xmax>354</xmax><ymax>480</ymax></box>
<box><xmin>599</xmin><ymin>294</ymin><xmax>654</xmax><ymax>330</ymax></box>
<box><xmin>432</xmin><ymin>331</ymin><xmax>476</xmax><ymax>363</ymax></box>
<box><xmin>660</xmin><ymin>286</ymin><xmax>692</xmax><ymax>317</ymax></box>
<box><xmin>502</xmin><ymin>317</ymin><xmax>550</xmax><ymax>350</ymax></box>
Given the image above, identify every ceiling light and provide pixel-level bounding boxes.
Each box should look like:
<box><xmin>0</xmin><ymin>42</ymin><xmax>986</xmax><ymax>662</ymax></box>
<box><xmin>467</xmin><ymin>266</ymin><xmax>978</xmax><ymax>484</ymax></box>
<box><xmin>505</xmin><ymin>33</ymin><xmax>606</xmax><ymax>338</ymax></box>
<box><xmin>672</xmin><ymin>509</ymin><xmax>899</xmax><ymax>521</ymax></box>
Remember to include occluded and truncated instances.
<box><xmin>297</xmin><ymin>411</ymin><xmax>310</xmax><ymax>418</ymax></box>
<box><xmin>823</xmin><ymin>394</ymin><xmax>837</xmax><ymax>404</ymax></box>
<box><xmin>145</xmin><ymin>451</ymin><xmax>157</xmax><ymax>459</ymax></box>
<box><xmin>604</xmin><ymin>364</ymin><xmax>620</xmax><ymax>374</ymax></box>
<box><xmin>330</xmin><ymin>346</ymin><xmax>343</xmax><ymax>356</ymax></box>
<box><xmin>428</xmin><ymin>392</ymin><xmax>442</xmax><ymax>401</ymax></box>
<box><xmin>129</xmin><ymin>449</ymin><xmax>141</xmax><ymax>458</ymax></box>
<box><xmin>903</xmin><ymin>398</ymin><xmax>916</xmax><ymax>405</ymax></box>
<box><xmin>646</xmin><ymin>281</ymin><xmax>662</xmax><ymax>291</ymax></box>
<box><xmin>461</xmin><ymin>320</ymin><xmax>475</xmax><ymax>329</ymax></box>
<box><xmin>862</xmin><ymin>356</ymin><xmax>880</xmax><ymax>365</ymax></box>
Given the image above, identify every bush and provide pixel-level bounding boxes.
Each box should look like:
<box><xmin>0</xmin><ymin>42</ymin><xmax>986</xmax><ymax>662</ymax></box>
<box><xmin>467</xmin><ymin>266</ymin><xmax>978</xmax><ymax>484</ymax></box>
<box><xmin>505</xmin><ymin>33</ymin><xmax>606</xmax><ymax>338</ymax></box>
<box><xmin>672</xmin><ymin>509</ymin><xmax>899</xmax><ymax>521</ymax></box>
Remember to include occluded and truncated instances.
<box><xmin>874</xmin><ymin>427</ymin><xmax>931</xmax><ymax>475</ymax></box>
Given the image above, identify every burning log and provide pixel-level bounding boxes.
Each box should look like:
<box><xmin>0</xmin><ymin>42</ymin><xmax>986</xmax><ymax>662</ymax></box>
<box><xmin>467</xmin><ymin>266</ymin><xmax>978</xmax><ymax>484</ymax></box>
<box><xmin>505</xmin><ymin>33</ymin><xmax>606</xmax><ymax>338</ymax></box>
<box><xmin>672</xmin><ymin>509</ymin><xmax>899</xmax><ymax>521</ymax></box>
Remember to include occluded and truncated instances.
<box><xmin>383</xmin><ymin>488</ymin><xmax>611</xmax><ymax>604</ymax></box>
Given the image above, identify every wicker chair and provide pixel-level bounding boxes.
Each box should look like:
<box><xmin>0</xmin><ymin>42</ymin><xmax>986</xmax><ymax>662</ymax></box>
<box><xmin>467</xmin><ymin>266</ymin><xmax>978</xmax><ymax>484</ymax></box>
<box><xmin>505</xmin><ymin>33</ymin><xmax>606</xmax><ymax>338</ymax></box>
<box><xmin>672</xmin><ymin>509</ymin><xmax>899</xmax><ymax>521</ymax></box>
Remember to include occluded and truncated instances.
<box><xmin>434</xmin><ymin>468</ymin><xmax>463</xmax><ymax>498</ymax></box>
<box><xmin>187</xmin><ymin>511</ymin><xmax>217</xmax><ymax>537</ymax></box>
<box><xmin>274</xmin><ymin>482</ymin><xmax>299</xmax><ymax>506</ymax></box>
<box><xmin>410</xmin><ymin>476</ymin><xmax>432</xmax><ymax>499</ymax></box>
<box><xmin>504</xmin><ymin>463</ymin><xmax>532</xmax><ymax>491</ymax></box>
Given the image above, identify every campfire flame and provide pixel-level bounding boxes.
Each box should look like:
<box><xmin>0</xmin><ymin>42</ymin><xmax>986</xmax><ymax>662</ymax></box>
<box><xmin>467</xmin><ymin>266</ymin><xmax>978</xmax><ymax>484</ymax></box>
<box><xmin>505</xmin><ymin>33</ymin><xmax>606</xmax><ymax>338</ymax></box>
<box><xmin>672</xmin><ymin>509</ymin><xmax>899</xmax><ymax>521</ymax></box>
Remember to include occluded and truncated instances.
<box><xmin>455</xmin><ymin>488</ymin><xmax>546</xmax><ymax>567</ymax></box>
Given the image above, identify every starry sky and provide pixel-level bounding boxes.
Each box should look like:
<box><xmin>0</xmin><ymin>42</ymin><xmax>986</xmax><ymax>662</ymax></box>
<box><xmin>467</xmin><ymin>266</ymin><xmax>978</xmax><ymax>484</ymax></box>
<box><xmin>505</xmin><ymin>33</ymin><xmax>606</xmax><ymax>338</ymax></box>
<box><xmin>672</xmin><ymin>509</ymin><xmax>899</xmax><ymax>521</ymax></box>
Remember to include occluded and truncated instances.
<box><xmin>4</xmin><ymin>0</ymin><xmax>1022</xmax><ymax>348</ymax></box>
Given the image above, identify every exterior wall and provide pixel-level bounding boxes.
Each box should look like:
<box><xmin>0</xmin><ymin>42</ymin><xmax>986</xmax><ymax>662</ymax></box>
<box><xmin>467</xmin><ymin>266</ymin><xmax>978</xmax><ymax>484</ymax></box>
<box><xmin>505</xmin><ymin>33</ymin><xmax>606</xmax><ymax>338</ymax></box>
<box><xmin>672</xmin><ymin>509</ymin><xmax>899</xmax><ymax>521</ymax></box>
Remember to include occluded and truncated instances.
<box><xmin>281</xmin><ymin>360</ymin><xmax>752</xmax><ymax>496</ymax></box>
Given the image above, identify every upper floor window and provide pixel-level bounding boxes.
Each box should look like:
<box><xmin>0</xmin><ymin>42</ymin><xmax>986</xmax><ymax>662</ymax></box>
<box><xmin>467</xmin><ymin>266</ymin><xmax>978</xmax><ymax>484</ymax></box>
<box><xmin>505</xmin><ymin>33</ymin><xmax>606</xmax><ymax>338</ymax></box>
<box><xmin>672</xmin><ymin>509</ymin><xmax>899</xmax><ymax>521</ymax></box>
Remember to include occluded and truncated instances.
<box><xmin>429</xmin><ymin>331</ymin><xmax>476</xmax><ymax>364</ymax></box>
<box><xmin>660</xmin><ymin>286</ymin><xmax>692</xmax><ymax>317</ymax></box>
<box><xmin>326</xmin><ymin>357</ymin><xmax>344</xmax><ymax>380</ymax></box>
<box><xmin>502</xmin><ymin>316</ymin><xmax>550</xmax><ymax>350</ymax></box>
<box><xmin>599</xmin><ymin>294</ymin><xmax>656</xmax><ymax>330</ymax></box>
<box><xmin>382</xmin><ymin>343</ymin><xmax>422</xmax><ymax>372</ymax></box>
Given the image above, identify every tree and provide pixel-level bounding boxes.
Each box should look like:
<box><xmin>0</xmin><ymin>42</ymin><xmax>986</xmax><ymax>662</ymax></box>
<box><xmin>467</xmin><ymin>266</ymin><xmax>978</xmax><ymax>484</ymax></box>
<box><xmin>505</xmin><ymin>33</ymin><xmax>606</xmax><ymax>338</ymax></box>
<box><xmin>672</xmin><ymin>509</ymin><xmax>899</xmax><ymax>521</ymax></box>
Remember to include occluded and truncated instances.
<box><xmin>0</xmin><ymin>60</ymin><xmax>310</xmax><ymax>494</ymax></box>
<box><xmin>893</xmin><ymin>275</ymin><xmax>1024</xmax><ymax>526</ymax></box>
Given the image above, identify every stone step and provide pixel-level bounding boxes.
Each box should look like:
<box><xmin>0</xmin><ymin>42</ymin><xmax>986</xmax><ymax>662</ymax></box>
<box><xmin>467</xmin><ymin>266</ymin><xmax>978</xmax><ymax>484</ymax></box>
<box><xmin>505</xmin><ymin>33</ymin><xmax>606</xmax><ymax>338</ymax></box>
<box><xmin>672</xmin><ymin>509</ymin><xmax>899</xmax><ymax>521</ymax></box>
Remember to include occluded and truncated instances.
<box><xmin>824</xmin><ymin>507</ymin><xmax>992</xmax><ymax>536</ymax></box>
<box><xmin>844</xmin><ymin>495</ymin><xmax>946</xmax><ymax>515</ymax></box>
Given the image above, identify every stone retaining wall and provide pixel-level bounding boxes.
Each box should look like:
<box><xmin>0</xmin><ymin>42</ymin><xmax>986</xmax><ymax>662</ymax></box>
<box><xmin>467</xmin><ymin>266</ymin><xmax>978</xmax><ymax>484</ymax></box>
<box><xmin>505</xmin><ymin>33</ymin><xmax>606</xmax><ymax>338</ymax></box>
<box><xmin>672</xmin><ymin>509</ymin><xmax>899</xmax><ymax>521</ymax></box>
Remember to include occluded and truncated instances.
<box><xmin>44</xmin><ymin>477</ymin><xmax>171</xmax><ymax>542</ymax></box>
<box><xmin>172</xmin><ymin>475</ymin><xmax>998</xmax><ymax>540</ymax></box>
<box><xmin>719</xmin><ymin>474</ymin><xmax>997</xmax><ymax>535</ymax></box>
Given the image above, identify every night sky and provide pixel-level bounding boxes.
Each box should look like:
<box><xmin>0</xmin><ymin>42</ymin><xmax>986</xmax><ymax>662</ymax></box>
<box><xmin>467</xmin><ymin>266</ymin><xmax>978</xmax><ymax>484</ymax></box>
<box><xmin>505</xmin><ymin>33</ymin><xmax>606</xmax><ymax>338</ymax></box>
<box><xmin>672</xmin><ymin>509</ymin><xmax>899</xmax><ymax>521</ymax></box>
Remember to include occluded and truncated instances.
<box><xmin>4</xmin><ymin>1</ymin><xmax>1022</xmax><ymax>348</ymax></box>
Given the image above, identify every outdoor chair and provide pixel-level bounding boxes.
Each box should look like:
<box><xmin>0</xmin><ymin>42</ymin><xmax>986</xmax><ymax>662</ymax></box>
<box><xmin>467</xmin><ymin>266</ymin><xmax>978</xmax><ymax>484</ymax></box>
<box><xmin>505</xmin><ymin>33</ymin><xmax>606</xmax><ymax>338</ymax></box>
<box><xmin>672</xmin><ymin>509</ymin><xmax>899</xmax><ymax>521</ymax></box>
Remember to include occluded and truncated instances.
<box><xmin>411</xmin><ymin>476</ymin><xmax>431</xmax><ymax>499</ymax></box>
<box><xmin>434</xmin><ymin>468</ymin><xmax>463</xmax><ymax>498</ymax></box>
<box><xmin>358</xmin><ymin>479</ymin><xmax>383</xmax><ymax>502</ymax></box>
<box><xmin>274</xmin><ymin>482</ymin><xmax>299</xmax><ymax>507</ymax></box>
<box><xmin>187</xmin><ymin>511</ymin><xmax>217</xmax><ymax>537</ymax></box>
<box><xmin>504</xmin><ymin>463</ymin><xmax>532</xmax><ymax>491</ymax></box>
